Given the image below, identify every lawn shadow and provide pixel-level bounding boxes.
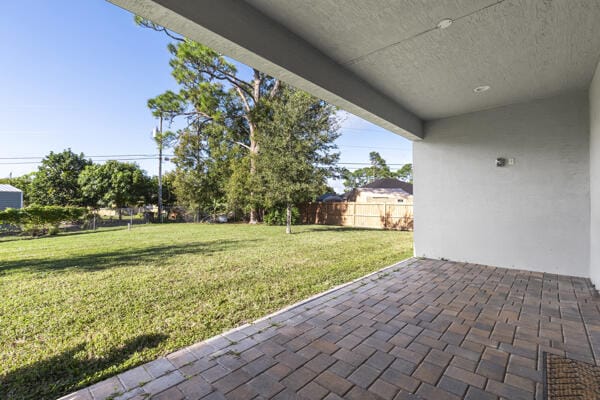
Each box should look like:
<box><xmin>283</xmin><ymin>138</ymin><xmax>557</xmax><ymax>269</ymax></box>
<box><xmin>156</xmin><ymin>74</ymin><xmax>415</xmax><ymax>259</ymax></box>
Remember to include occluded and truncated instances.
<box><xmin>0</xmin><ymin>238</ymin><xmax>260</xmax><ymax>274</ymax></box>
<box><xmin>0</xmin><ymin>333</ymin><xmax>168</xmax><ymax>400</ymax></box>
<box><xmin>0</xmin><ymin>227</ymin><xmax>127</xmax><ymax>243</ymax></box>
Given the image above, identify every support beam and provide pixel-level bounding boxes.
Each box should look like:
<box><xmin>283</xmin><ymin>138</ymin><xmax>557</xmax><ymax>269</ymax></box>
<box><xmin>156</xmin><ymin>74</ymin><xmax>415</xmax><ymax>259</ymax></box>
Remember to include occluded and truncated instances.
<box><xmin>109</xmin><ymin>0</ymin><xmax>423</xmax><ymax>140</ymax></box>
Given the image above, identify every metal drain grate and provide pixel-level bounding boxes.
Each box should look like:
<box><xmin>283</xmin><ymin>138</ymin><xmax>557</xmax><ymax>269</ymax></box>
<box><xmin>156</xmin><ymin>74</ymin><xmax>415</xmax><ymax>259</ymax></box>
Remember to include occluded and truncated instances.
<box><xmin>544</xmin><ymin>352</ymin><xmax>600</xmax><ymax>399</ymax></box>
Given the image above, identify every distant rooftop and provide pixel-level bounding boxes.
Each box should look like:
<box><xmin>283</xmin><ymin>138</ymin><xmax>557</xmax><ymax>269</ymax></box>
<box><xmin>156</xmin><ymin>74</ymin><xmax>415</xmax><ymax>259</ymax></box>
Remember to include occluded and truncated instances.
<box><xmin>361</xmin><ymin>178</ymin><xmax>413</xmax><ymax>194</ymax></box>
<box><xmin>0</xmin><ymin>184</ymin><xmax>23</xmax><ymax>192</ymax></box>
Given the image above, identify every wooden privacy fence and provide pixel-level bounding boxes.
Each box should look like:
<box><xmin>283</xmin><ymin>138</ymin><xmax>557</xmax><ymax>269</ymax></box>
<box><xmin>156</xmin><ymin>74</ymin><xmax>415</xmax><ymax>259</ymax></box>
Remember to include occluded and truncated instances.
<box><xmin>300</xmin><ymin>202</ymin><xmax>413</xmax><ymax>231</ymax></box>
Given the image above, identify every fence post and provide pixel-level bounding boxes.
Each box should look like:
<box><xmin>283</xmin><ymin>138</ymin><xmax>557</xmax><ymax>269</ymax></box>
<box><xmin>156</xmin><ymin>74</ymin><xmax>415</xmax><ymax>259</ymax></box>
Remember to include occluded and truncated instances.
<box><xmin>383</xmin><ymin>203</ymin><xmax>387</xmax><ymax>229</ymax></box>
<box><xmin>353</xmin><ymin>202</ymin><xmax>356</xmax><ymax>227</ymax></box>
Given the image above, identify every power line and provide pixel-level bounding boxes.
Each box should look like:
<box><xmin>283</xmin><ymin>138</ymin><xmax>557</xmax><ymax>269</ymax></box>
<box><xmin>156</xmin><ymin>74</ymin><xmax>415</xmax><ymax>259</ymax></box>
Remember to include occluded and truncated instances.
<box><xmin>340</xmin><ymin>127</ymin><xmax>386</xmax><ymax>132</ymax></box>
<box><xmin>341</xmin><ymin>168</ymin><xmax>409</xmax><ymax>172</ymax></box>
<box><xmin>0</xmin><ymin>159</ymin><xmax>409</xmax><ymax>166</ymax></box>
<box><xmin>340</xmin><ymin>126</ymin><xmax>404</xmax><ymax>134</ymax></box>
<box><xmin>0</xmin><ymin>157</ymin><xmax>168</xmax><ymax>165</ymax></box>
<box><xmin>1</xmin><ymin>147</ymin><xmax>412</xmax><ymax>159</ymax></box>
<box><xmin>337</xmin><ymin>162</ymin><xmax>410</xmax><ymax>166</ymax></box>
<box><xmin>0</xmin><ymin>154</ymin><xmax>171</xmax><ymax>160</ymax></box>
<box><xmin>337</xmin><ymin>144</ymin><xmax>411</xmax><ymax>151</ymax></box>
<box><xmin>0</xmin><ymin>154</ymin><xmax>410</xmax><ymax>167</ymax></box>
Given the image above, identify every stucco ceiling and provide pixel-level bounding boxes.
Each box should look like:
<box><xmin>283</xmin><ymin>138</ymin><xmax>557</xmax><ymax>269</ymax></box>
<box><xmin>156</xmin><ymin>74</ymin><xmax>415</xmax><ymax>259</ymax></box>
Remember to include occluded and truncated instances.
<box><xmin>110</xmin><ymin>0</ymin><xmax>600</xmax><ymax>138</ymax></box>
<box><xmin>246</xmin><ymin>0</ymin><xmax>600</xmax><ymax>119</ymax></box>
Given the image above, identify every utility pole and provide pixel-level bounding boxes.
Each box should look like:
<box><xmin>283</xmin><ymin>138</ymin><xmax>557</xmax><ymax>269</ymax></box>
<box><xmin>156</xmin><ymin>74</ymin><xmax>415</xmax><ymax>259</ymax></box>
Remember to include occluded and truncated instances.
<box><xmin>153</xmin><ymin>116</ymin><xmax>164</xmax><ymax>223</ymax></box>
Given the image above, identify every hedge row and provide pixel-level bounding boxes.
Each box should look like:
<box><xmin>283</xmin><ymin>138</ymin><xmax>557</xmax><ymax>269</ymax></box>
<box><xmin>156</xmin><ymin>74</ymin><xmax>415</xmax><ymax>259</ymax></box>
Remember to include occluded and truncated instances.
<box><xmin>0</xmin><ymin>205</ymin><xmax>87</xmax><ymax>235</ymax></box>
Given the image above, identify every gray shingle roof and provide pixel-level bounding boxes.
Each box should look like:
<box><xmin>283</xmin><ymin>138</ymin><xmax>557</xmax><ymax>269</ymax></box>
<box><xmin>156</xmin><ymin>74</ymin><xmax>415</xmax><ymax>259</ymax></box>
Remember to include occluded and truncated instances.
<box><xmin>0</xmin><ymin>184</ymin><xmax>23</xmax><ymax>192</ymax></box>
<box><xmin>361</xmin><ymin>178</ymin><xmax>413</xmax><ymax>194</ymax></box>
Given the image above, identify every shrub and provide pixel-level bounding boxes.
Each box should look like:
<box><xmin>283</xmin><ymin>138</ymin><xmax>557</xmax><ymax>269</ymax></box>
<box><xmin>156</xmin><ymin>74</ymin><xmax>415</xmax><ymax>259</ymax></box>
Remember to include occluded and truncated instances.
<box><xmin>264</xmin><ymin>206</ymin><xmax>299</xmax><ymax>226</ymax></box>
<box><xmin>65</xmin><ymin>206</ymin><xmax>87</xmax><ymax>221</ymax></box>
<box><xmin>0</xmin><ymin>205</ymin><xmax>87</xmax><ymax>236</ymax></box>
<box><xmin>0</xmin><ymin>208</ymin><xmax>22</xmax><ymax>225</ymax></box>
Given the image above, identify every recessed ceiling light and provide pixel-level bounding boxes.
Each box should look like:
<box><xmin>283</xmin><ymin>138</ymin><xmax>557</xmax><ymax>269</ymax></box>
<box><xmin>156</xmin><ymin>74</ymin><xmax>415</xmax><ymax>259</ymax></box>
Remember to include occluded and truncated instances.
<box><xmin>473</xmin><ymin>85</ymin><xmax>491</xmax><ymax>93</ymax></box>
<box><xmin>437</xmin><ymin>19</ymin><xmax>453</xmax><ymax>29</ymax></box>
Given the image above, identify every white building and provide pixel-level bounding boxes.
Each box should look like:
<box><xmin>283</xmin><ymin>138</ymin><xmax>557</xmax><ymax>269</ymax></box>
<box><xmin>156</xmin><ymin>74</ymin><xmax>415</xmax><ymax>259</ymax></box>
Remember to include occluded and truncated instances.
<box><xmin>345</xmin><ymin>178</ymin><xmax>413</xmax><ymax>204</ymax></box>
<box><xmin>0</xmin><ymin>184</ymin><xmax>23</xmax><ymax>210</ymax></box>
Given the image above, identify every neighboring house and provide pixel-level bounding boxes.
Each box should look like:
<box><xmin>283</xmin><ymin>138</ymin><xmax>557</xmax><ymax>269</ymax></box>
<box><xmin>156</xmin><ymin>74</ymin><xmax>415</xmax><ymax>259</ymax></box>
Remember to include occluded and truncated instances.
<box><xmin>345</xmin><ymin>178</ymin><xmax>413</xmax><ymax>204</ymax></box>
<box><xmin>315</xmin><ymin>193</ymin><xmax>344</xmax><ymax>203</ymax></box>
<box><xmin>0</xmin><ymin>184</ymin><xmax>23</xmax><ymax>210</ymax></box>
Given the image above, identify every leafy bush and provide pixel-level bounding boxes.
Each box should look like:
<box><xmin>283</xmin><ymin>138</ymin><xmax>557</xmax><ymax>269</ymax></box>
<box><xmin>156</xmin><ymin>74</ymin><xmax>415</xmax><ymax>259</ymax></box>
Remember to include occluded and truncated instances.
<box><xmin>0</xmin><ymin>208</ymin><xmax>22</xmax><ymax>225</ymax></box>
<box><xmin>264</xmin><ymin>206</ymin><xmax>299</xmax><ymax>226</ymax></box>
<box><xmin>0</xmin><ymin>205</ymin><xmax>87</xmax><ymax>236</ymax></box>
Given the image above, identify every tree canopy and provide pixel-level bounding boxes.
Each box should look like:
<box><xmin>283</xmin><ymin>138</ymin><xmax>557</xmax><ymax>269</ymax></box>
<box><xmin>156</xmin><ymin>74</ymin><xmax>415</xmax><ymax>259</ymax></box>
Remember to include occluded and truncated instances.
<box><xmin>29</xmin><ymin>149</ymin><xmax>91</xmax><ymax>206</ymax></box>
<box><xmin>257</xmin><ymin>87</ymin><xmax>340</xmax><ymax>233</ymax></box>
<box><xmin>138</xmin><ymin>17</ymin><xmax>341</xmax><ymax>225</ymax></box>
<box><xmin>78</xmin><ymin>161</ymin><xmax>151</xmax><ymax>217</ymax></box>
<box><xmin>139</xmin><ymin>20</ymin><xmax>281</xmax><ymax>223</ymax></box>
<box><xmin>342</xmin><ymin>151</ymin><xmax>412</xmax><ymax>189</ymax></box>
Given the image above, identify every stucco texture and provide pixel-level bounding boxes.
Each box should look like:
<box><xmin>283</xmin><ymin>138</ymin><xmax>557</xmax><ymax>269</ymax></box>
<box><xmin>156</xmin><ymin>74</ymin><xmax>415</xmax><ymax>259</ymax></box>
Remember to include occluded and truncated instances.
<box><xmin>590</xmin><ymin>60</ymin><xmax>600</xmax><ymax>286</ymax></box>
<box><xmin>414</xmin><ymin>92</ymin><xmax>590</xmax><ymax>277</ymax></box>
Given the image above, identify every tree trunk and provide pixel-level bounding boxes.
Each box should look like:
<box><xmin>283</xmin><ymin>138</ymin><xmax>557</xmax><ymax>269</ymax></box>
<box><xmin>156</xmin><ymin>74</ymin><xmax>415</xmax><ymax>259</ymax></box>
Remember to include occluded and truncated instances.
<box><xmin>118</xmin><ymin>208</ymin><xmax>122</xmax><ymax>220</ymax></box>
<box><xmin>249</xmin><ymin>209</ymin><xmax>258</xmax><ymax>224</ymax></box>
<box><xmin>286</xmin><ymin>203</ymin><xmax>292</xmax><ymax>234</ymax></box>
<box><xmin>248</xmin><ymin>121</ymin><xmax>259</xmax><ymax>224</ymax></box>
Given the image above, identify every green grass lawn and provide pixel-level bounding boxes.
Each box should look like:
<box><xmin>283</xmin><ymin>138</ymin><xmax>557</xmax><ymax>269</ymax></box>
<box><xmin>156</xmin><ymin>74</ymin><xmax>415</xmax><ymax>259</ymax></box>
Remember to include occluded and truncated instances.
<box><xmin>0</xmin><ymin>224</ymin><xmax>413</xmax><ymax>399</ymax></box>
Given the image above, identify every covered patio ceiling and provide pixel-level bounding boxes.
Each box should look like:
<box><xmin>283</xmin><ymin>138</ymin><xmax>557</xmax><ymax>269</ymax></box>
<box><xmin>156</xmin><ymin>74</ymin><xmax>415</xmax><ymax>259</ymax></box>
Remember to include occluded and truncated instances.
<box><xmin>110</xmin><ymin>0</ymin><xmax>600</xmax><ymax>140</ymax></box>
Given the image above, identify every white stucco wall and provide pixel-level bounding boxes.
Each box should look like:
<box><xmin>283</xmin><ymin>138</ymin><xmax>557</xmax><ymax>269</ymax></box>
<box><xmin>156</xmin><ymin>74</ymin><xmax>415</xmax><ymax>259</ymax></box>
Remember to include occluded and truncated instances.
<box><xmin>414</xmin><ymin>92</ymin><xmax>590</xmax><ymax>277</ymax></box>
<box><xmin>590</xmin><ymin>62</ymin><xmax>600</xmax><ymax>286</ymax></box>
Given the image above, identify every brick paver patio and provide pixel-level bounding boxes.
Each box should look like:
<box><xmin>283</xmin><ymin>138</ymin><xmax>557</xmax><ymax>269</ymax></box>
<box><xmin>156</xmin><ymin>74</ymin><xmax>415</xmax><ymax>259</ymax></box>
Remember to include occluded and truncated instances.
<box><xmin>61</xmin><ymin>258</ymin><xmax>600</xmax><ymax>400</ymax></box>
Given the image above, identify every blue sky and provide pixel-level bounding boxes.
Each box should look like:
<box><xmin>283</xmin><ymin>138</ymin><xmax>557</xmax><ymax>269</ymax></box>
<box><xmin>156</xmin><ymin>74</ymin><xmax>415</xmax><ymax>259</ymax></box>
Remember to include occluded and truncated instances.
<box><xmin>0</xmin><ymin>0</ymin><xmax>412</xmax><ymax>192</ymax></box>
